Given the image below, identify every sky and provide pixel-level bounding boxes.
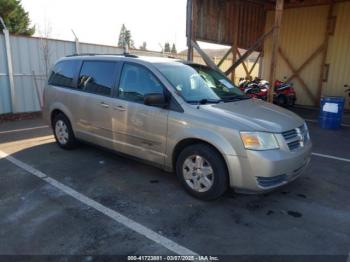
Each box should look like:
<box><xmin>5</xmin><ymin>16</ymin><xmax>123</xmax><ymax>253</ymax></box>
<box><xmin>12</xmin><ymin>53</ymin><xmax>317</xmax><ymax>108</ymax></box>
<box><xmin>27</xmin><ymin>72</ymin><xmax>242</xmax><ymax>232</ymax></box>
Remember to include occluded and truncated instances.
<box><xmin>21</xmin><ymin>0</ymin><xmax>191</xmax><ymax>52</ymax></box>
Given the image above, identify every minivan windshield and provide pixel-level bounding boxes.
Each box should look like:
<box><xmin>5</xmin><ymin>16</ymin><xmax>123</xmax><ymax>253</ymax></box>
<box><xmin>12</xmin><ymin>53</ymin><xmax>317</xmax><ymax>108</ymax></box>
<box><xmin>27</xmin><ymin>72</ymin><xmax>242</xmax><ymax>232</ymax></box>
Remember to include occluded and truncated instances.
<box><xmin>155</xmin><ymin>62</ymin><xmax>247</xmax><ymax>104</ymax></box>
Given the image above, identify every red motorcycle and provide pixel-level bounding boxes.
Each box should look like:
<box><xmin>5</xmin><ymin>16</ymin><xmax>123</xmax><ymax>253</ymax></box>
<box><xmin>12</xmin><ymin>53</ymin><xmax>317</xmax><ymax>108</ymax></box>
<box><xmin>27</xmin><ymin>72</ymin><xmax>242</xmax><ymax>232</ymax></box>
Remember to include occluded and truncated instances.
<box><xmin>274</xmin><ymin>78</ymin><xmax>296</xmax><ymax>107</ymax></box>
<box><xmin>238</xmin><ymin>78</ymin><xmax>269</xmax><ymax>101</ymax></box>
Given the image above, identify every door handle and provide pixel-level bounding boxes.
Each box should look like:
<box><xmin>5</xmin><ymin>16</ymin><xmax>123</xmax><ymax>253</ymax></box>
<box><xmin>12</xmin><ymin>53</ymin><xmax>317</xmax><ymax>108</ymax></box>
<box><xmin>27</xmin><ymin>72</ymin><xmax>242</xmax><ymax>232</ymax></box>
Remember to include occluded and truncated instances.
<box><xmin>113</xmin><ymin>105</ymin><xmax>126</xmax><ymax>112</ymax></box>
<box><xmin>100</xmin><ymin>102</ymin><xmax>109</xmax><ymax>108</ymax></box>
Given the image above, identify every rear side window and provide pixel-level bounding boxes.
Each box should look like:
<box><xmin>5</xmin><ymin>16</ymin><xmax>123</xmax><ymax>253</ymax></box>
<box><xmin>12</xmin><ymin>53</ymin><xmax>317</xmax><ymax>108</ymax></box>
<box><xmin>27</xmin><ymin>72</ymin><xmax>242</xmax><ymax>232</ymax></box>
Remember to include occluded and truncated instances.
<box><xmin>49</xmin><ymin>60</ymin><xmax>79</xmax><ymax>88</ymax></box>
<box><xmin>118</xmin><ymin>63</ymin><xmax>164</xmax><ymax>103</ymax></box>
<box><xmin>78</xmin><ymin>61</ymin><xmax>117</xmax><ymax>96</ymax></box>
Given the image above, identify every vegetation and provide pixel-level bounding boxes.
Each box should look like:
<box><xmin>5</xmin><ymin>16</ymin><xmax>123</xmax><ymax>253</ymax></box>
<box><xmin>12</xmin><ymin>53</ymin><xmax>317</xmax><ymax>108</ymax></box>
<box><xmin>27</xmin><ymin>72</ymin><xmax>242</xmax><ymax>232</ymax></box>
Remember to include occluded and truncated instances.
<box><xmin>140</xmin><ymin>41</ymin><xmax>147</xmax><ymax>51</ymax></box>
<box><xmin>0</xmin><ymin>0</ymin><xmax>35</xmax><ymax>35</ymax></box>
<box><xmin>118</xmin><ymin>24</ymin><xmax>135</xmax><ymax>49</ymax></box>
<box><xmin>164</xmin><ymin>42</ymin><xmax>171</xmax><ymax>53</ymax></box>
<box><xmin>171</xmin><ymin>43</ymin><xmax>177</xmax><ymax>54</ymax></box>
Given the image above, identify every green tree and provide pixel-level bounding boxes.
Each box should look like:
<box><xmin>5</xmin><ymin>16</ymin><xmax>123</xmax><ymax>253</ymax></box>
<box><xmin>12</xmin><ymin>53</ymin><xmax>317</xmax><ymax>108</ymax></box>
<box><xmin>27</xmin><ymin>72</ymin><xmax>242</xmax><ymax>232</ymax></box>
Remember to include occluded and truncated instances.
<box><xmin>118</xmin><ymin>24</ymin><xmax>134</xmax><ymax>49</ymax></box>
<box><xmin>0</xmin><ymin>0</ymin><xmax>35</xmax><ymax>35</ymax></box>
<box><xmin>164</xmin><ymin>42</ymin><xmax>171</xmax><ymax>53</ymax></box>
<box><xmin>171</xmin><ymin>43</ymin><xmax>177</xmax><ymax>54</ymax></box>
<box><xmin>140</xmin><ymin>41</ymin><xmax>147</xmax><ymax>51</ymax></box>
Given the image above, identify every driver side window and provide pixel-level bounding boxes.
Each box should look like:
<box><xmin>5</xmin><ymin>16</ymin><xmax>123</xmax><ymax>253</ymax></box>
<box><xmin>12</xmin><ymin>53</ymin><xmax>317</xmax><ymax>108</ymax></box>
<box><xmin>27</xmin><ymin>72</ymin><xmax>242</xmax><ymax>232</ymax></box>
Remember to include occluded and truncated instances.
<box><xmin>118</xmin><ymin>63</ymin><xmax>164</xmax><ymax>103</ymax></box>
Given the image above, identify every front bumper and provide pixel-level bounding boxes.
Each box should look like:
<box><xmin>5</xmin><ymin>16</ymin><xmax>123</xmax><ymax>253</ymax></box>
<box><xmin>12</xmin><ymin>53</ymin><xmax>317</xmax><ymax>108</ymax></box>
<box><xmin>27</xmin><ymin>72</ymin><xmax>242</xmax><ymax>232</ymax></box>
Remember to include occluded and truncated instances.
<box><xmin>225</xmin><ymin>140</ymin><xmax>312</xmax><ymax>193</ymax></box>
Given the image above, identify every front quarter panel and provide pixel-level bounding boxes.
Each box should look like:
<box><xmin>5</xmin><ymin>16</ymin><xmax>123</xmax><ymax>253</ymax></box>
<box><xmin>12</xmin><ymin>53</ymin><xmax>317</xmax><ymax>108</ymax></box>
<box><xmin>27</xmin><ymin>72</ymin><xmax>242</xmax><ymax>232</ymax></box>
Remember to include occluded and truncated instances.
<box><xmin>165</xmin><ymin>110</ymin><xmax>244</xmax><ymax>171</ymax></box>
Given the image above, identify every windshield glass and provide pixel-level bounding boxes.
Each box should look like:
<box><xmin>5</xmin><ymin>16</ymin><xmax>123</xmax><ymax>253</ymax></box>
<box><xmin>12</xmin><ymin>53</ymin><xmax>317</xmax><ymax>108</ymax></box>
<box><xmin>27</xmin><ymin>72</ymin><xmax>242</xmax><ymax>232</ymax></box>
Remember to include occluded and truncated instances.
<box><xmin>155</xmin><ymin>62</ymin><xmax>246</xmax><ymax>104</ymax></box>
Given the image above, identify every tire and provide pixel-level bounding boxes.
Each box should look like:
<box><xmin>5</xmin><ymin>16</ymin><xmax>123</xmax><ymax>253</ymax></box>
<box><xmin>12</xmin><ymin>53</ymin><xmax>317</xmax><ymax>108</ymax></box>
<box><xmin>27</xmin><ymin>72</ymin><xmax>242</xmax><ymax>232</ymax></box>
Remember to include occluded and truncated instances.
<box><xmin>287</xmin><ymin>96</ymin><xmax>296</xmax><ymax>107</ymax></box>
<box><xmin>176</xmin><ymin>143</ymin><xmax>228</xmax><ymax>200</ymax></box>
<box><xmin>277</xmin><ymin>95</ymin><xmax>287</xmax><ymax>106</ymax></box>
<box><xmin>52</xmin><ymin>113</ymin><xmax>77</xmax><ymax>150</ymax></box>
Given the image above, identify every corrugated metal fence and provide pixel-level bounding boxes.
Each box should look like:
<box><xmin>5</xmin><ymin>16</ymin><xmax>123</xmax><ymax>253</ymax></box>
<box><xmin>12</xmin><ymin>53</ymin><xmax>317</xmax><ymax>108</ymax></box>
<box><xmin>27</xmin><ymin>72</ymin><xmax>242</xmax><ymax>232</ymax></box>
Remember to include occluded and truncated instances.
<box><xmin>0</xmin><ymin>35</ymin><xmax>168</xmax><ymax>114</ymax></box>
<box><xmin>0</xmin><ymin>35</ymin><xmax>258</xmax><ymax>115</ymax></box>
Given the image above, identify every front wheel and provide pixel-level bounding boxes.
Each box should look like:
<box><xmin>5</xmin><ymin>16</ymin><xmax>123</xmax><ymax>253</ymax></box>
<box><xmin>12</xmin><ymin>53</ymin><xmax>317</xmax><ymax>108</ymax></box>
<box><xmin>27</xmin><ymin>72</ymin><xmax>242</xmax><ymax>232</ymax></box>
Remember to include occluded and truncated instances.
<box><xmin>53</xmin><ymin>113</ymin><xmax>77</xmax><ymax>149</ymax></box>
<box><xmin>176</xmin><ymin>143</ymin><xmax>228</xmax><ymax>200</ymax></box>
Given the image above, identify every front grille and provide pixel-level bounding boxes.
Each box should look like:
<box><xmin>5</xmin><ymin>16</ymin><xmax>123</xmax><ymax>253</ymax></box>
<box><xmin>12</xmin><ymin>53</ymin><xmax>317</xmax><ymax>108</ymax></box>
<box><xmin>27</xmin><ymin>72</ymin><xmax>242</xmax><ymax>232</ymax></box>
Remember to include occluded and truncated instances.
<box><xmin>256</xmin><ymin>174</ymin><xmax>287</xmax><ymax>188</ymax></box>
<box><xmin>282</xmin><ymin>124</ymin><xmax>309</xmax><ymax>151</ymax></box>
<box><xmin>282</xmin><ymin>129</ymin><xmax>297</xmax><ymax>140</ymax></box>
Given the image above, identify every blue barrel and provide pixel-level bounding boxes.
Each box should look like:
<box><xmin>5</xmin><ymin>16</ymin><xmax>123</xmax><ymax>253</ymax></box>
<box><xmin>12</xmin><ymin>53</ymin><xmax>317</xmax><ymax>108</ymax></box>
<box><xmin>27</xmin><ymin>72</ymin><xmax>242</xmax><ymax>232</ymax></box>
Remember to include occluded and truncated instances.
<box><xmin>319</xmin><ymin>96</ymin><xmax>345</xmax><ymax>129</ymax></box>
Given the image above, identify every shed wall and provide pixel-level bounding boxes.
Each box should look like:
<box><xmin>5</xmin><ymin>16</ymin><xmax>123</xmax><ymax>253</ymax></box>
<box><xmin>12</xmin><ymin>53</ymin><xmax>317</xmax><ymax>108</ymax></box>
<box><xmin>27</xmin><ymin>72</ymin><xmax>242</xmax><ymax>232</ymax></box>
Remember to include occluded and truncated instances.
<box><xmin>262</xmin><ymin>2</ymin><xmax>350</xmax><ymax>108</ymax></box>
<box><xmin>324</xmin><ymin>1</ymin><xmax>350</xmax><ymax>106</ymax></box>
<box><xmin>262</xmin><ymin>5</ymin><xmax>328</xmax><ymax>106</ymax></box>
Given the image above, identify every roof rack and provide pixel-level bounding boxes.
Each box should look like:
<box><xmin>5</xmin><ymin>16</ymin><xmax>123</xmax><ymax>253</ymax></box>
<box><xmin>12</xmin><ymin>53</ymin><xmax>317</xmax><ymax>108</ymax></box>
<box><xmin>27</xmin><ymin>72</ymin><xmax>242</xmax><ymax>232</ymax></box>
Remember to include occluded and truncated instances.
<box><xmin>66</xmin><ymin>53</ymin><xmax>138</xmax><ymax>58</ymax></box>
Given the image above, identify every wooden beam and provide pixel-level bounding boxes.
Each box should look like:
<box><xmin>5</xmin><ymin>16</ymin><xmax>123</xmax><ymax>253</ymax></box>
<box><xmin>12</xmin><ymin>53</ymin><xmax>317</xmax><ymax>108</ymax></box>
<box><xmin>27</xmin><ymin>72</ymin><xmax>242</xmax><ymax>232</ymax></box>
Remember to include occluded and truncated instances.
<box><xmin>266</xmin><ymin>0</ymin><xmax>349</xmax><ymax>10</ymax></box>
<box><xmin>286</xmin><ymin>43</ymin><xmax>325</xmax><ymax>83</ymax></box>
<box><xmin>279</xmin><ymin>48</ymin><xmax>318</xmax><ymax>104</ymax></box>
<box><xmin>186</xmin><ymin>0</ymin><xmax>194</xmax><ymax>61</ymax></box>
<box><xmin>268</xmin><ymin>0</ymin><xmax>284</xmax><ymax>103</ymax></box>
<box><xmin>225</xmin><ymin>27</ymin><xmax>274</xmax><ymax>76</ymax></box>
<box><xmin>236</xmin><ymin>49</ymin><xmax>250</xmax><ymax>76</ymax></box>
<box><xmin>191</xmin><ymin>40</ymin><xmax>222</xmax><ymax>73</ymax></box>
<box><xmin>316</xmin><ymin>2</ymin><xmax>335</xmax><ymax>104</ymax></box>
<box><xmin>217</xmin><ymin>47</ymin><xmax>233</xmax><ymax>68</ymax></box>
<box><xmin>248</xmin><ymin>52</ymin><xmax>262</xmax><ymax>76</ymax></box>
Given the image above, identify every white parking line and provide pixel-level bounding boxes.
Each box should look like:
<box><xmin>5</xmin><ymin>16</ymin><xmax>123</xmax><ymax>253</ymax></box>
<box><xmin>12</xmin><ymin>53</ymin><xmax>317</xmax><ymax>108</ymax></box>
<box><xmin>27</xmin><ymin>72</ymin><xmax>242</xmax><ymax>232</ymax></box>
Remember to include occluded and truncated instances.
<box><xmin>312</xmin><ymin>152</ymin><xmax>350</xmax><ymax>163</ymax></box>
<box><xmin>0</xmin><ymin>150</ymin><xmax>198</xmax><ymax>256</ymax></box>
<box><xmin>305</xmin><ymin>119</ymin><xmax>350</xmax><ymax>128</ymax></box>
<box><xmin>0</xmin><ymin>126</ymin><xmax>49</xmax><ymax>135</ymax></box>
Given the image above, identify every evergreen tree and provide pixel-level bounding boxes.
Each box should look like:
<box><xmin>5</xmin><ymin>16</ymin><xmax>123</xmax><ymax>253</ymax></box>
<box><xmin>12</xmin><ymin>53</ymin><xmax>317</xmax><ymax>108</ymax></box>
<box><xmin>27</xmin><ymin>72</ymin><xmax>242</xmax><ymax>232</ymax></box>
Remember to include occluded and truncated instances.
<box><xmin>140</xmin><ymin>41</ymin><xmax>147</xmax><ymax>51</ymax></box>
<box><xmin>117</xmin><ymin>24</ymin><xmax>134</xmax><ymax>49</ymax></box>
<box><xmin>171</xmin><ymin>43</ymin><xmax>177</xmax><ymax>54</ymax></box>
<box><xmin>0</xmin><ymin>0</ymin><xmax>35</xmax><ymax>35</ymax></box>
<box><xmin>164</xmin><ymin>42</ymin><xmax>171</xmax><ymax>53</ymax></box>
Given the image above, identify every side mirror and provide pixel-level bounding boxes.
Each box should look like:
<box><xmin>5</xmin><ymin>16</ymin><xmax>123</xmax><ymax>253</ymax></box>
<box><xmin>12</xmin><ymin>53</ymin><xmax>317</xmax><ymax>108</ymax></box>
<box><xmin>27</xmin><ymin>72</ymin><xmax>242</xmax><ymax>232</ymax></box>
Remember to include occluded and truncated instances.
<box><xmin>144</xmin><ymin>93</ymin><xmax>167</xmax><ymax>108</ymax></box>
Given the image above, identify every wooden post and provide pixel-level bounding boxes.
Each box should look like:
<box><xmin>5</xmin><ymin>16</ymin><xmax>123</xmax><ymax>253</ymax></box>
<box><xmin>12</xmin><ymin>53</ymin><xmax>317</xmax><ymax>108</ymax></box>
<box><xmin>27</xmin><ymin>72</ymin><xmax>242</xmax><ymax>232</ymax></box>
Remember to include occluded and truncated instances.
<box><xmin>268</xmin><ymin>0</ymin><xmax>284</xmax><ymax>103</ymax></box>
<box><xmin>230</xmin><ymin>42</ymin><xmax>237</xmax><ymax>83</ymax></box>
<box><xmin>186</xmin><ymin>0</ymin><xmax>194</xmax><ymax>61</ymax></box>
<box><xmin>316</xmin><ymin>2</ymin><xmax>335</xmax><ymax>104</ymax></box>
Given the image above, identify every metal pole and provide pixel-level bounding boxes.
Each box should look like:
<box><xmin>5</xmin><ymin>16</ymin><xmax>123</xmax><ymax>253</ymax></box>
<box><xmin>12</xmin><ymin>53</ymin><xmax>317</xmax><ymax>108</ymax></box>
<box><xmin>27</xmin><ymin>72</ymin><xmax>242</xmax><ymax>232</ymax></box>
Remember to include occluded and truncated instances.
<box><xmin>71</xmin><ymin>30</ymin><xmax>80</xmax><ymax>54</ymax></box>
<box><xmin>1</xmin><ymin>16</ymin><xmax>16</xmax><ymax>113</ymax></box>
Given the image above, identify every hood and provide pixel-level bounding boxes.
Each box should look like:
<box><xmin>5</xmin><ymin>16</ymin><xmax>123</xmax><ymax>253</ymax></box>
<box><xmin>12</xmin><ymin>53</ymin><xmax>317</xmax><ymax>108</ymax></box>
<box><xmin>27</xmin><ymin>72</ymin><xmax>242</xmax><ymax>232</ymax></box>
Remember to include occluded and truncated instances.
<box><xmin>201</xmin><ymin>98</ymin><xmax>304</xmax><ymax>132</ymax></box>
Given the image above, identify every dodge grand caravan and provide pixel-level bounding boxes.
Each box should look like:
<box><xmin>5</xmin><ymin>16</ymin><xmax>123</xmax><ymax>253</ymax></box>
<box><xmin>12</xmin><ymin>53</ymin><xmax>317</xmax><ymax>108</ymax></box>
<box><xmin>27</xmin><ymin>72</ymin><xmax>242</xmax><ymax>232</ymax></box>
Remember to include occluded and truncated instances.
<box><xmin>43</xmin><ymin>54</ymin><xmax>312</xmax><ymax>200</ymax></box>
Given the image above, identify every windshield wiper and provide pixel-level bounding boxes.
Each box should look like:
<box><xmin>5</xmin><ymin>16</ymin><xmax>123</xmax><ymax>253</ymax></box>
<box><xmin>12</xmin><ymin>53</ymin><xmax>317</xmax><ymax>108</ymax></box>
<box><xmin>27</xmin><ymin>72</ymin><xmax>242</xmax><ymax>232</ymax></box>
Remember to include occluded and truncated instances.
<box><xmin>187</xmin><ymin>99</ymin><xmax>222</xmax><ymax>105</ymax></box>
<box><xmin>222</xmin><ymin>95</ymin><xmax>251</xmax><ymax>102</ymax></box>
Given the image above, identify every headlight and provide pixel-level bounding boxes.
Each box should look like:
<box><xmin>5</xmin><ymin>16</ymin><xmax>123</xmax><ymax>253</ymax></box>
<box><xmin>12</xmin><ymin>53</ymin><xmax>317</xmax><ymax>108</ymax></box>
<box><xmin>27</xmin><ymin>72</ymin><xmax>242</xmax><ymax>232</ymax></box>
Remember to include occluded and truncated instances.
<box><xmin>240</xmin><ymin>132</ymin><xmax>279</xmax><ymax>150</ymax></box>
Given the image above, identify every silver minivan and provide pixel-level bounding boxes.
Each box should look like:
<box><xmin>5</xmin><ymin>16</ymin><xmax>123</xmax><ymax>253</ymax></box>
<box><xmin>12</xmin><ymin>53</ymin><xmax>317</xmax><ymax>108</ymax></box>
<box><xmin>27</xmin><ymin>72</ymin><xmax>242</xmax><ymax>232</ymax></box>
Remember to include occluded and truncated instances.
<box><xmin>43</xmin><ymin>54</ymin><xmax>312</xmax><ymax>200</ymax></box>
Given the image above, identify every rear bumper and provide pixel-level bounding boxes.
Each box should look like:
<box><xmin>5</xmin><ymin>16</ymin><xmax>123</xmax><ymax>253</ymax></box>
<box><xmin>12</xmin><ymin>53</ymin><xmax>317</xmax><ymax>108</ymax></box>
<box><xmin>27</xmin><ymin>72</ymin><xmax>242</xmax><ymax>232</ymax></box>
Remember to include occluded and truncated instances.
<box><xmin>225</xmin><ymin>141</ymin><xmax>312</xmax><ymax>193</ymax></box>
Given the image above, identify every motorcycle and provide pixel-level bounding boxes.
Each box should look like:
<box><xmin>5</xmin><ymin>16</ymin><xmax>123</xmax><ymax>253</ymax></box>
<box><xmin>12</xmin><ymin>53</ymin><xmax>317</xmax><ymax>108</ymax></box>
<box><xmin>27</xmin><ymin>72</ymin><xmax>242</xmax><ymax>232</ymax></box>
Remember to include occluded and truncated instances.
<box><xmin>274</xmin><ymin>77</ymin><xmax>296</xmax><ymax>107</ymax></box>
<box><xmin>238</xmin><ymin>77</ymin><xmax>269</xmax><ymax>101</ymax></box>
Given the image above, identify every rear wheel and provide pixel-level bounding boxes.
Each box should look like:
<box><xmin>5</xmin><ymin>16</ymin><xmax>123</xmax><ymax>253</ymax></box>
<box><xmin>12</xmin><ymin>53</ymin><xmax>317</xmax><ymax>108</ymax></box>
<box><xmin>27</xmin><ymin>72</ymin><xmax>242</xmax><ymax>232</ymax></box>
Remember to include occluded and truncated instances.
<box><xmin>287</xmin><ymin>96</ymin><xmax>296</xmax><ymax>107</ymax></box>
<box><xmin>53</xmin><ymin>113</ymin><xmax>77</xmax><ymax>149</ymax></box>
<box><xmin>176</xmin><ymin>143</ymin><xmax>228</xmax><ymax>200</ymax></box>
<box><xmin>277</xmin><ymin>95</ymin><xmax>287</xmax><ymax>106</ymax></box>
